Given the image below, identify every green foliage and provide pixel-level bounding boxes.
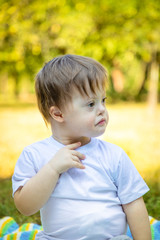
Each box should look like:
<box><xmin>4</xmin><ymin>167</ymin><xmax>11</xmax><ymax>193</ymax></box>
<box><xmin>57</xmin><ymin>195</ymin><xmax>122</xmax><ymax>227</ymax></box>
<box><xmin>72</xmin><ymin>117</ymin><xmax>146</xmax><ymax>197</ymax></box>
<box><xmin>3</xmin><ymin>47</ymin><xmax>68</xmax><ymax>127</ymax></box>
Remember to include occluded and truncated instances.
<box><xmin>0</xmin><ymin>0</ymin><xmax>160</xmax><ymax>99</ymax></box>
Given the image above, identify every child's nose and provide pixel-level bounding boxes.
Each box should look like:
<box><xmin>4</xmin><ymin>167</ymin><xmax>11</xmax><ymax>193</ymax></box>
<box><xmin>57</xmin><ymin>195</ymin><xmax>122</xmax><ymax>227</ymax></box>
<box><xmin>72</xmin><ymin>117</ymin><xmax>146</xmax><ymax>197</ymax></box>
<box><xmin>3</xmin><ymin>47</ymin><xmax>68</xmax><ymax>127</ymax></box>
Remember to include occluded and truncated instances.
<box><xmin>98</xmin><ymin>103</ymin><xmax>106</xmax><ymax>114</ymax></box>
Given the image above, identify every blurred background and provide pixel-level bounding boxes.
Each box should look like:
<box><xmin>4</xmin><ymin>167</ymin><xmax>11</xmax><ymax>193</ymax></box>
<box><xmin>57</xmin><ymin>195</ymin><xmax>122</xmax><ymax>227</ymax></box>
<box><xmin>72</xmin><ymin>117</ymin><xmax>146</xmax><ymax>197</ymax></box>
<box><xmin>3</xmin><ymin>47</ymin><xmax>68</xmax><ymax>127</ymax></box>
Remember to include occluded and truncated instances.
<box><xmin>0</xmin><ymin>0</ymin><xmax>160</xmax><ymax>223</ymax></box>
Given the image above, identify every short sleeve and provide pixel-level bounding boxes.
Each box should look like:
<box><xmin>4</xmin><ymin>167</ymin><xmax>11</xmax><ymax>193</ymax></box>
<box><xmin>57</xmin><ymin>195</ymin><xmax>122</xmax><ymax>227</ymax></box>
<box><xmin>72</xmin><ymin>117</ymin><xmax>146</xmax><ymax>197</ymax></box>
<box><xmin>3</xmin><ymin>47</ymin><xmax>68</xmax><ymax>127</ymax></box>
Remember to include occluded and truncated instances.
<box><xmin>115</xmin><ymin>150</ymin><xmax>149</xmax><ymax>204</ymax></box>
<box><xmin>12</xmin><ymin>148</ymin><xmax>37</xmax><ymax>196</ymax></box>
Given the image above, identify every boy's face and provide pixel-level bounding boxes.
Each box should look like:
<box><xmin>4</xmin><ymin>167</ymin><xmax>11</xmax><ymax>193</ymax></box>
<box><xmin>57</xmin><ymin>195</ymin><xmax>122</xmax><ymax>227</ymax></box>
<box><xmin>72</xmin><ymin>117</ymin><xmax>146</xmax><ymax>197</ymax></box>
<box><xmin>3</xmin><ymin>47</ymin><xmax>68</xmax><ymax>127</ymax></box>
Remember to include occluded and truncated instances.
<box><xmin>62</xmin><ymin>88</ymin><xmax>109</xmax><ymax>141</ymax></box>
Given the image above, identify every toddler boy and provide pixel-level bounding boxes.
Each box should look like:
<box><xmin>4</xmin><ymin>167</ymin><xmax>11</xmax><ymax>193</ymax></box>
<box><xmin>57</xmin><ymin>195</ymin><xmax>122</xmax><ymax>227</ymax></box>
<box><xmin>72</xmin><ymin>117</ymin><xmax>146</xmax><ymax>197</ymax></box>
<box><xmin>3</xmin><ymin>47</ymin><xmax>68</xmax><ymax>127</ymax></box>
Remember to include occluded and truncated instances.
<box><xmin>12</xmin><ymin>55</ymin><xmax>151</xmax><ymax>239</ymax></box>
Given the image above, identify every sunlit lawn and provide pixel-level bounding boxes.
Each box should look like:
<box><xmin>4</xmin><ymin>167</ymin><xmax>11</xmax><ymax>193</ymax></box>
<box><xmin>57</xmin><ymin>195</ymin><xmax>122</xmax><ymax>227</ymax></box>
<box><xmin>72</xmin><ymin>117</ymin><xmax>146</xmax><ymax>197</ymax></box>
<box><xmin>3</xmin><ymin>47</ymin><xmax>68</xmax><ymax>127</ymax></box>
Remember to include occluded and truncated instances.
<box><xmin>0</xmin><ymin>102</ymin><xmax>160</xmax><ymax>222</ymax></box>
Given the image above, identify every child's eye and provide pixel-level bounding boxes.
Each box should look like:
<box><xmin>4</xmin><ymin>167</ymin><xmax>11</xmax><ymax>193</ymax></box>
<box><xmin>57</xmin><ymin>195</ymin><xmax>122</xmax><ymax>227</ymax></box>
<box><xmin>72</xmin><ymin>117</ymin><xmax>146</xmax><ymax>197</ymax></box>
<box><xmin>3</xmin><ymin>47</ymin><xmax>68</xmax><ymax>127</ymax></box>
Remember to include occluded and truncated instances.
<box><xmin>88</xmin><ymin>101</ymin><xmax>95</xmax><ymax>108</ymax></box>
<box><xmin>102</xmin><ymin>97</ymin><xmax>107</xmax><ymax>104</ymax></box>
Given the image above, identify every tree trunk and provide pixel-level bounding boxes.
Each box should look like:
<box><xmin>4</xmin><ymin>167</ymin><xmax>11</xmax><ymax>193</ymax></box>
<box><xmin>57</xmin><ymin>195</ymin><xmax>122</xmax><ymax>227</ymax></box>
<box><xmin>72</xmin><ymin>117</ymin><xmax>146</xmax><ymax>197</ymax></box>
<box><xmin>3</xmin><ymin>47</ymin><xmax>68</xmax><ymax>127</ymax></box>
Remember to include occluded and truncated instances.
<box><xmin>136</xmin><ymin>62</ymin><xmax>150</xmax><ymax>101</ymax></box>
<box><xmin>147</xmin><ymin>52</ymin><xmax>159</xmax><ymax>114</ymax></box>
<box><xmin>111</xmin><ymin>68</ymin><xmax>124</xmax><ymax>93</ymax></box>
<box><xmin>0</xmin><ymin>73</ymin><xmax>8</xmax><ymax>96</ymax></box>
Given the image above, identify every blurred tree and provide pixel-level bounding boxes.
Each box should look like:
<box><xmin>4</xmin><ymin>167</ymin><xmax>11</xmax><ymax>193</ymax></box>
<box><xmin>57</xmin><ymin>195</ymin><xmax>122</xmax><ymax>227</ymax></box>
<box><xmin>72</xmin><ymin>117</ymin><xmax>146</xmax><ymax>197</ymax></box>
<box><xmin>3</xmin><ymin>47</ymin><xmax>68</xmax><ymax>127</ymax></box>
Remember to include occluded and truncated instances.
<box><xmin>147</xmin><ymin>51</ymin><xmax>159</xmax><ymax>113</ymax></box>
<box><xmin>87</xmin><ymin>0</ymin><xmax>160</xmax><ymax>103</ymax></box>
<box><xmin>0</xmin><ymin>0</ymin><xmax>159</xmax><ymax>104</ymax></box>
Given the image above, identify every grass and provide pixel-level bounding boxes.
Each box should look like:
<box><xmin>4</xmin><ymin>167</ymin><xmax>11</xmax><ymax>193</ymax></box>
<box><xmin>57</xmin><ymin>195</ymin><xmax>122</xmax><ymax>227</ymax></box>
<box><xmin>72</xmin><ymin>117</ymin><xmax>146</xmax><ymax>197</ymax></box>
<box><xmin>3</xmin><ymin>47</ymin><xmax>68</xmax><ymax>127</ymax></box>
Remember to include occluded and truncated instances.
<box><xmin>0</xmin><ymin>102</ymin><xmax>160</xmax><ymax>224</ymax></box>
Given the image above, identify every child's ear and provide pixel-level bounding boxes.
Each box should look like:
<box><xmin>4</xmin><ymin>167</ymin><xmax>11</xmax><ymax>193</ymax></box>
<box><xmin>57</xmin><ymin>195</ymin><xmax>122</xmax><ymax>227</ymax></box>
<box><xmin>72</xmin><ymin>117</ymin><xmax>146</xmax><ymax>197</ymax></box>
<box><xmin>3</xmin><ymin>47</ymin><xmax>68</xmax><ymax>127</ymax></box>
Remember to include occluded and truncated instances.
<box><xmin>49</xmin><ymin>106</ymin><xmax>64</xmax><ymax>123</ymax></box>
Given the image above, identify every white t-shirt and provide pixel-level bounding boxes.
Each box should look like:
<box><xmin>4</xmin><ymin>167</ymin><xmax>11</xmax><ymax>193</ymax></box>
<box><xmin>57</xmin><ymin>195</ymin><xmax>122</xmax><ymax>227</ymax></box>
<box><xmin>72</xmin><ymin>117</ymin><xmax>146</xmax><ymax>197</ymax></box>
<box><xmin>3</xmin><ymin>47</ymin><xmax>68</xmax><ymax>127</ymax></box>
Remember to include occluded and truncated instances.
<box><xmin>12</xmin><ymin>137</ymin><xmax>149</xmax><ymax>240</ymax></box>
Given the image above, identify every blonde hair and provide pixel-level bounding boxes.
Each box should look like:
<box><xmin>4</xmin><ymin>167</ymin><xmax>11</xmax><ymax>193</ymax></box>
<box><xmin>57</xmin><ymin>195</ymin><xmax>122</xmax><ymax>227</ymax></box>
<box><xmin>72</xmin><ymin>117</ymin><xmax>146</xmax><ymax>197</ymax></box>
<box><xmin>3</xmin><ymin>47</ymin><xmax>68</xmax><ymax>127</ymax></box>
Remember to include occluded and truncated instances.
<box><xmin>35</xmin><ymin>54</ymin><xmax>107</xmax><ymax>123</ymax></box>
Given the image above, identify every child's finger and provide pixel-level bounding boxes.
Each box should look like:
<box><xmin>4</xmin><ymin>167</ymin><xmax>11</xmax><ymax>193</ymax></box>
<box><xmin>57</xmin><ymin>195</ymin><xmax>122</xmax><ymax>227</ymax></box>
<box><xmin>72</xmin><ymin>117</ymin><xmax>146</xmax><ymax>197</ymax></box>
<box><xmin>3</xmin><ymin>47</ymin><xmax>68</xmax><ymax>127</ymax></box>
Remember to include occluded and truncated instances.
<box><xmin>66</xmin><ymin>142</ymin><xmax>81</xmax><ymax>150</ymax></box>
<box><xmin>71</xmin><ymin>150</ymin><xmax>85</xmax><ymax>160</ymax></box>
<box><xmin>72</xmin><ymin>155</ymin><xmax>85</xmax><ymax>164</ymax></box>
<box><xmin>73</xmin><ymin>161</ymin><xmax>85</xmax><ymax>169</ymax></box>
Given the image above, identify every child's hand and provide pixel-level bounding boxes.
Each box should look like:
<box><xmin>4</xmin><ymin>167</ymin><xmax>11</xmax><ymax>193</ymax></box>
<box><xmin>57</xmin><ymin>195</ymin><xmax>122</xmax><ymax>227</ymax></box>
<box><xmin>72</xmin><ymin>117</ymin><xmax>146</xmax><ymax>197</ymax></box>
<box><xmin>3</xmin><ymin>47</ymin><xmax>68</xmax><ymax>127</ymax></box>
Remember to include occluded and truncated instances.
<box><xmin>48</xmin><ymin>142</ymin><xmax>85</xmax><ymax>175</ymax></box>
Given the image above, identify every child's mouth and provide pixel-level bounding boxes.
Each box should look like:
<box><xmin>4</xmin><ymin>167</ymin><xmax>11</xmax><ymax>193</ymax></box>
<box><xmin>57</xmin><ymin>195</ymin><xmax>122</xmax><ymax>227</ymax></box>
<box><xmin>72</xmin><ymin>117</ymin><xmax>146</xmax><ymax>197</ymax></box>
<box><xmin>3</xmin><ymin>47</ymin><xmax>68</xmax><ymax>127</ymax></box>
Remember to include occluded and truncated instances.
<box><xmin>96</xmin><ymin>119</ymin><xmax>106</xmax><ymax>125</ymax></box>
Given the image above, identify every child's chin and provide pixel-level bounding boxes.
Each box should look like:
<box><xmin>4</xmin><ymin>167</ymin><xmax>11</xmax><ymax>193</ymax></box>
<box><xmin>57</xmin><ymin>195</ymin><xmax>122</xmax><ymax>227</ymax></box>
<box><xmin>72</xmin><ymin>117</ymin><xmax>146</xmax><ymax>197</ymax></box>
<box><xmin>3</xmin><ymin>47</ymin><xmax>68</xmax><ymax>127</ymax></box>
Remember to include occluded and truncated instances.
<box><xmin>91</xmin><ymin>130</ymin><xmax>106</xmax><ymax>138</ymax></box>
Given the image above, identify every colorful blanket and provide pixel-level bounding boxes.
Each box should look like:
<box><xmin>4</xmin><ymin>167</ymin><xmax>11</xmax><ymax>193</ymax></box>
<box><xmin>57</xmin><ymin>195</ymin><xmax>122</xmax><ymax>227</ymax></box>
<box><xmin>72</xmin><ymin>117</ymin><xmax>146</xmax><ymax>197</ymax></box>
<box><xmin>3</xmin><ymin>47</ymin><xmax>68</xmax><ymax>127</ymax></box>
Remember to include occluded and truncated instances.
<box><xmin>0</xmin><ymin>217</ymin><xmax>42</xmax><ymax>240</ymax></box>
<box><xmin>0</xmin><ymin>216</ymin><xmax>159</xmax><ymax>239</ymax></box>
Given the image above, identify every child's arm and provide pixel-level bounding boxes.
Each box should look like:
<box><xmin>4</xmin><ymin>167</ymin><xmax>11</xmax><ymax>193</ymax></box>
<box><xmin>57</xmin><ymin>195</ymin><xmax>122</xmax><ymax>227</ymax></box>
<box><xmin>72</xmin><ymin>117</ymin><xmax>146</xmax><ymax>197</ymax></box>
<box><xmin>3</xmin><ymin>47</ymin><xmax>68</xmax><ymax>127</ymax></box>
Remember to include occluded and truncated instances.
<box><xmin>14</xmin><ymin>142</ymin><xmax>85</xmax><ymax>216</ymax></box>
<box><xmin>122</xmin><ymin>197</ymin><xmax>151</xmax><ymax>240</ymax></box>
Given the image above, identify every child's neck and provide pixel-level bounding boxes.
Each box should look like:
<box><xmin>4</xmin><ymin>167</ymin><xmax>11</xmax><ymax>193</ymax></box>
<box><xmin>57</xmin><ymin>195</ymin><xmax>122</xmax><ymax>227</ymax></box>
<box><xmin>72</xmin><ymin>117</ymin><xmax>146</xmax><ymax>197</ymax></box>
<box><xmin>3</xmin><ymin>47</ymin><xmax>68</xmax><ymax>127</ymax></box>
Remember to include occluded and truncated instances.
<box><xmin>52</xmin><ymin>134</ymin><xmax>91</xmax><ymax>146</ymax></box>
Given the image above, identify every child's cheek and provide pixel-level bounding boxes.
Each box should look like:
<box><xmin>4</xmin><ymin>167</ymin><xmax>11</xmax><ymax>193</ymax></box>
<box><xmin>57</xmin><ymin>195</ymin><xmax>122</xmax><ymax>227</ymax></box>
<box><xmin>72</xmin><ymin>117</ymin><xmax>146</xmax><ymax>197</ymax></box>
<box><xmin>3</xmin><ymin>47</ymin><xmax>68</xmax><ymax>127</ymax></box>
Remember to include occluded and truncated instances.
<box><xmin>86</xmin><ymin>116</ymin><xmax>95</xmax><ymax>127</ymax></box>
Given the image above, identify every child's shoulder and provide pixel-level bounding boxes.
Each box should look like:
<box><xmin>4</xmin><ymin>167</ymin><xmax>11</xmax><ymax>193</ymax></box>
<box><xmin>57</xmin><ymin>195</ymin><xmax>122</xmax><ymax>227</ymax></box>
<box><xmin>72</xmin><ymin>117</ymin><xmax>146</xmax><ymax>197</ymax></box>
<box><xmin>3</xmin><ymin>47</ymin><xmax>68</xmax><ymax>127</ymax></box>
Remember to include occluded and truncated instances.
<box><xmin>95</xmin><ymin>138</ymin><xmax>123</xmax><ymax>155</ymax></box>
<box><xmin>93</xmin><ymin>138</ymin><xmax>128</xmax><ymax>178</ymax></box>
<box><xmin>19</xmin><ymin>136</ymin><xmax>59</xmax><ymax>166</ymax></box>
<box><xmin>23</xmin><ymin>136</ymin><xmax>55</xmax><ymax>153</ymax></box>
<box><xmin>93</xmin><ymin>138</ymin><xmax>126</xmax><ymax>168</ymax></box>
